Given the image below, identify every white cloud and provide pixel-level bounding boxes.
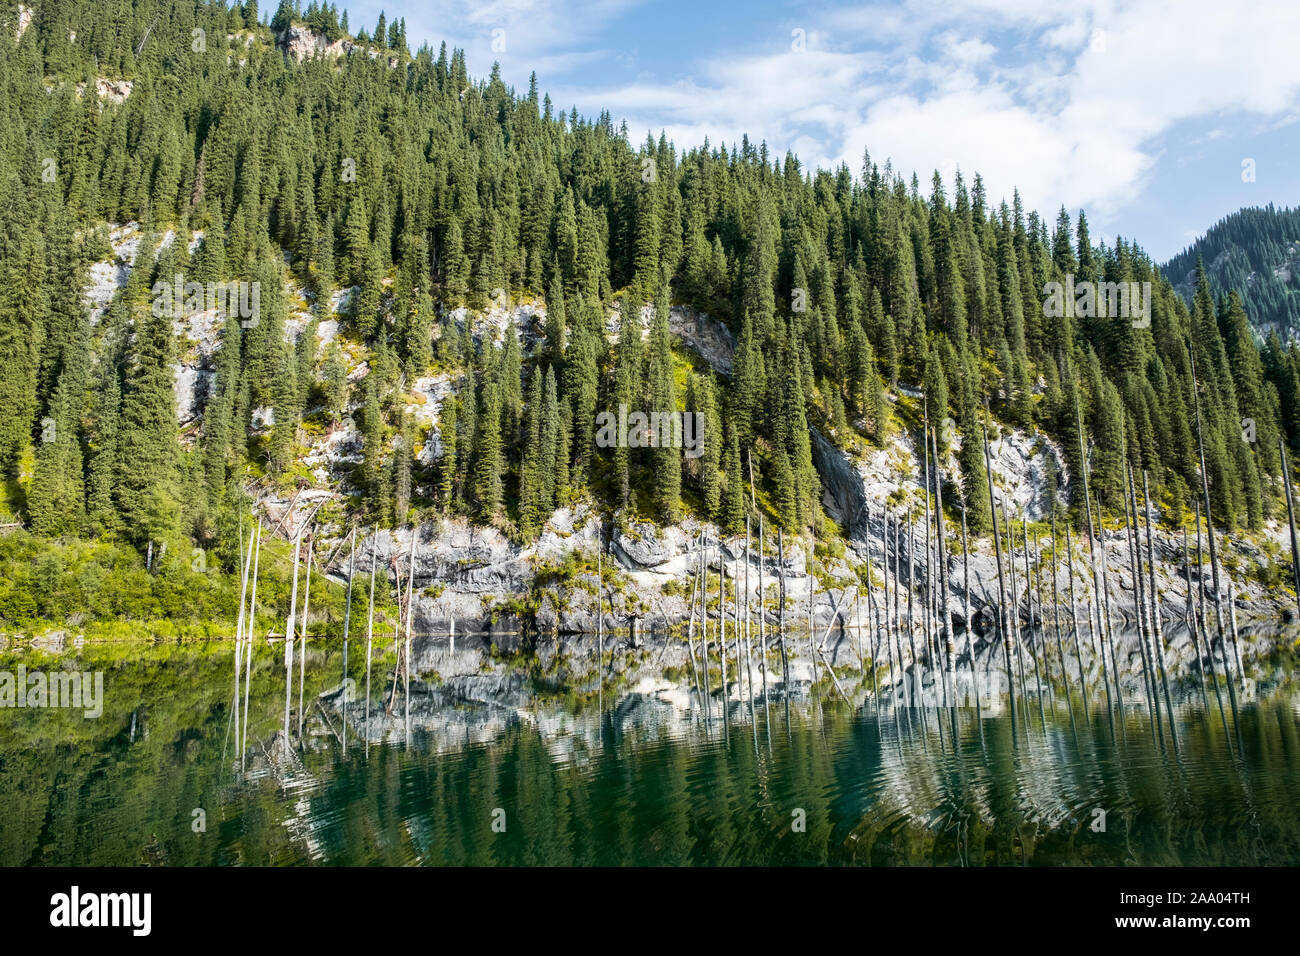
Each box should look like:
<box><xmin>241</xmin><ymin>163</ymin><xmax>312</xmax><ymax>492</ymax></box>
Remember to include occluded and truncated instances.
<box><xmin>563</xmin><ymin>0</ymin><xmax>1300</xmax><ymax>229</ymax></box>
<box><xmin>941</xmin><ymin>33</ymin><xmax>996</xmax><ymax>66</ymax></box>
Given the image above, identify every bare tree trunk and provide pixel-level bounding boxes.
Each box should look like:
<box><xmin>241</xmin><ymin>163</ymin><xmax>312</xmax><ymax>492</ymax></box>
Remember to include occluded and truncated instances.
<box><xmin>1076</xmin><ymin>395</ymin><xmax>1117</xmax><ymax>721</ymax></box>
<box><xmin>1023</xmin><ymin>516</ymin><xmax>1045</xmax><ymax>729</ymax></box>
<box><xmin>719</xmin><ymin>538</ymin><xmax>728</xmax><ymax>710</ymax></box>
<box><xmin>981</xmin><ymin>412</ymin><xmax>1017</xmax><ymax>729</ymax></box>
<box><xmin>759</xmin><ymin>516</ymin><xmax>769</xmax><ymax>711</ymax></box>
<box><xmin>1049</xmin><ymin>513</ymin><xmax>1075</xmax><ymax>734</ymax></box>
<box><xmin>1064</xmin><ymin>523</ymin><xmax>1090</xmax><ymax>718</ymax></box>
<box><xmin>283</xmin><ymin>531</ymin><xmax>302</xmax><ymax>743</ymax></box>
<box><xmin>299</xmin><ymin>534</ymin><xmax>313</xmax><ymax>740</ymax></box>
<box><xmin>1126</xmin><ymin>460</ymin><xmax>1161</xmax><ymax>742</ymax></box>
<box><xmin>808</xmin><ymin>529</ymin><xmax>817</xmax><ymax>689</ymax></box>
<box><xmin>701</xmin><ymin>533</ymin><xmax>713</xmax><ymax>719</ymax></box>
<box><xmin>778</xmin><ymin>529</ymin><xmax>788</xmax><ymax>691</ymax></box>
<box><xmin>341</xmin><ymin>528</ymin><xmax>356</xmax><ymax>736</ymax></box>
<box><xmin>1189</xmin><ymin>343</ymin><xmax>1241</xmax><ymax>728</ymax></box>
<box><xmin>864</xmin><ymin>510</ymin><xmax>879</xmax><ymax>702</ymax></box>
<box><xmin>1194</xmin><ymin>501</ymin><xmax>1231</xmax><ymax>735</ymax></box>
<box><xmin>1003</xmin><ymin>499</ymin><xmax>1029</xmax><ymax>723</ymax></box>
<box><xmin>962</xmin><ymin>508</ymin><xmax>978</xmax><ymax>716</ymax></box>
<box><xmin>1281</xmin><ymin>439</ymin><xmax>1300</xmax><ymax>619</ymax></box>
<box><xmin>597</xmin><ymin>541</ymin><xmax>604</xmax><ymax>689</ymax></box>
<box><xmin>906</xmin><ymin>511</ymin><xmax>919</xmax><ymax>707</ymax></box>
<box><xmin>744</xmin><ymin>517</ymin><xmax>753</xmax><ymax>706</ymax></box>
<box><xmin>1143</xmin><ymin>469</ymin><xmax>1178</xmax><ymax>754</ymax></box>
<box><xmin>241</xmin><ymin>522</ymin><xmax>261</xmax><ymax>767</ymax></box>
<box><xmin>234</xmin><ymin>524</ymin><xmax>255</xmax><ymax>759</ymax></box>
<box><xmin>1182</xmin><ymin>525</ymin><xmax>1210</xmax><ymax>710</ymax></box>
<box><xmin>403</xmin><ymin>532</ymin><xmax>416</xmax><ymax>745</ymax></box>
<box><xmin>365</xmin><ymin>530</ymin><xmax>377</xmax><ymax>729</ymax></box>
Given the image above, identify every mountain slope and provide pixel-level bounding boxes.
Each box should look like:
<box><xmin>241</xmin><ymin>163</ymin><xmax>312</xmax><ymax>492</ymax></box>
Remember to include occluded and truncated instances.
<box><xmin>0</xmin><ymin>0</ymin><xmax>1296</xmax><ymax>636</ymax></box>
<box><xmin>1164</xmin><ymin>204</ymin><xmax>1300</xmax><ymax>338</ymax></box>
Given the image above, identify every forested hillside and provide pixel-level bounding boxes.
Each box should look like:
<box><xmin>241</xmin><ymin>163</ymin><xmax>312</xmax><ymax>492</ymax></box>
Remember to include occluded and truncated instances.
<box><xmin>1165</xmin><ymin>204</ymin><xmax>1300</xmax><ymax>340</ymax></box>
<box><xmin>1</xmin><ymin>0</ymin><xmax>1297</xmax><ymax>608</ymax></box>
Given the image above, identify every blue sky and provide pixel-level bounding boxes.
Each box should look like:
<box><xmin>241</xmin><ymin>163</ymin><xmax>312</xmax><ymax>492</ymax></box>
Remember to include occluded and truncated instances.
<box><xmin>337</xmin><ymin>0</ymin><xmax>1300</xmax><ymax>262</ymax></box>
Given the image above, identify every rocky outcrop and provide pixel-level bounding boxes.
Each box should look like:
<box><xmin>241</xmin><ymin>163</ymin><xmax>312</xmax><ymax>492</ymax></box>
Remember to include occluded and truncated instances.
<box><xmin>276</xmin><ymin>24</ymin><xmax>355</xmax><ymax>61</ymax></box>
<box><xmin>811</xmin><ymin>425</ymin><xmax>868</xmax><ymax>536</ymax></box>
<box><xmin>605</xmin><ymin>302</ymin><xmax>735</xmax><ymax>374</ymax></box>
<box><xmin>447</xmin><ymin>292</ymin><xmax>546</xmax><ymax>349</ymax></box>
<box><xmin>94</xmin><ymin>77</ymin><xmax>132</xmax><ymax>103</ymax></box>
<box><xmin>611</xmin><ymin>521</ymin><xmax>677</xmax><ymax>568</ymax></box>
<box><xmin>406</xmin><ymin>374</ymin><xmax>454</xmax><ymax>464</ymax></box>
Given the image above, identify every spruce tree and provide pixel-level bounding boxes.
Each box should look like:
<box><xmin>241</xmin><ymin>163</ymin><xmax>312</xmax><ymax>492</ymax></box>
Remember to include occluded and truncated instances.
<box><xmin>116</xmin><ymin>301</ymin><xmax>181</xmax><ymax>550</ymax></box>
<box><xmin>473</xmin><ymin>371</ymin><xmax>504</xmax><ymax>518</ymax></box>
<box><xmin>646</xmin><ymin>286</ymin><xmax>680</xmax><ymax>521</ymax></box>
<box><xmin>722</xmin><ymin>429</ymin><xmax>744</xmax><ymax>534</ymax></box>
<box><xmin>518</xmin><ymin>369</ymin><xmax>543</xmax><ymax>537</ymax></box>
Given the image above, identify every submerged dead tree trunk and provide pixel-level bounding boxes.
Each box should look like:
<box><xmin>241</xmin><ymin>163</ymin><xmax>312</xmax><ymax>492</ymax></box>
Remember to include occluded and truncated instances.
<box><xmin>298</xmin><ymin>532</ymin><xmax>313</xmax><ymax>740</ymax></box>
<box><xmin>981</xmin><ymin>411</ymin><xmax>1017</xmax><ymax>730</ymax></box>
<box><xmin>365</xmin><ymin>530</ymin><xmax>377</xmax><ymax>727</ymax></box>
<box><xmin>1189</xmin><ymin>343</ymin><xmax>1241</xmax><ymax>727</ymax></box>
<box><xmin>1182</xmin><ymin>525</ymin><xmax>1210</xmax><ymax>711</ymax></box>
<box><xmin>1076</xmin><ymin>395</ymin><xmax>1118</xmax><ymax>722</ymax></box>
<box><xmin>283</xmin><ymin>528</ymin><xmax>302</xmax><ymax>743</ymax></box>
<box><xmin>1064</xmin><ymin>522</ymin><xmax>1090</xmax><ymax>717</ymax></box>
<box><xmin>1125</xmin><ymin>459</ymin><xmax>1161</xmax><ymax>742</ymax></box>
<box><xmin>1143</xmin><ymin>469</ymin><xmax>1178</xmax><ymax>754</ymax></box>
<box><xmin>931</xmin><ymin>426</ymin><xmax>954</xmax><ymax>706</ymax></box>
<box><xmin>241</xmin><ymin>521</ymin><xmax>262</xmax><ymax>766</ymax></box>
<box><xmin>778</xmin><ymin>529</ymin><xmax>788</xmax><ymax>691</ymax></box>
<box><xmin>961</xmin><ymin>508</ymin><xmax>978</xmax><ymax>716</ymax></box>
<box><xmin>1281</xmin><ymin>439</ymin><xmax>1300</xmax><ymax>620</ymax></box>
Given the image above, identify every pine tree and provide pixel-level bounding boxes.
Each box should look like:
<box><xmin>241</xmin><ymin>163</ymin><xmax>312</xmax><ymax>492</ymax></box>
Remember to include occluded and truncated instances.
<box><xmin>924</xmin><ymin>345</ymin><xmax>949</xmax><ymax>451</ymax></box>
<box><xmin>646</xmin><ymin>286</ymin><xmax>680</xmax><ymax>520</ymax></box>
<box><xmin>28</xmin><ymin>380</ymin><xmax>85</xmax><ymax>535</ymax></box>
<box><xmin>555</xmin><ymin>187</ymin><xmax>579</xmax><ymax>293</ymax></box>
<box><xmin>393</xmin><ymin>412</ymin><xmax>412</xmax><ymax>526</ymax></box>
<box><xmin>565</xmin><ymin>303</ymin><xmax>600</xmax><ymax>491</ymax></box>
<box><xmin>0</xmin><ymin>210</ymin><xmax>45</xmax><ymax>475</ymax></box>
<box><xmin>540</xmin><ymin>365</ymin><xmax>561</xmax><ymax>514</ymax></box>
<box><xmin>518</xmin><ymin>369</ymin><xmax>543</xmax><ymax>537</ymax></box>
<box><xmin>203</xmin><ymin>312</ymin><xmax>243</xmax><ymax>505</ymax></box>
<box><xmin>500</xmin><ymin>315</ymin><xmax>523</xmax><ymax>441</ymax></box>
<box><xmin>722</xmin><ymin>429</ymin><xmax>745</xmax><ymax>534</ymax></box>
<box><xmin>321</xmin><ymin>338</ymin><xmax>348</xmax><ymax>426</ymax></box>
<box><xmin>731</xmin><ymin>311</ymin><xmax>764</xmax><ymax>447</ymax></box>
<box><xmin>438</xmin><ymin>395</ymin><xmax>458</xmax><ymax>512</ymax></box>
<box><xmin>545</xmin><ymin>274</ymin><xmax>566</xmax><ymax>367</ymax></box>
<box><xmin>473</xmin><ymin>371</ymin><xmax>503</xmax><ymax>518</ymax></box>
<box><xmin>268</xmin><ymin>334</ymin><xmax>300</xmax><ymax>476</ymax></box>
<box><xmin>612</xmin><ymin>296</ymin><xmax>642</xmax><ymax>509</ymax></box>
<box><xmin>115</xmin><ymin>300</ymin><xmax>181</xmax><ymax>550</ymax></box>
<box><xmin>555</xmin><ymin>401</ymin><xmax>572</xmax><ymax>506</ymax></box>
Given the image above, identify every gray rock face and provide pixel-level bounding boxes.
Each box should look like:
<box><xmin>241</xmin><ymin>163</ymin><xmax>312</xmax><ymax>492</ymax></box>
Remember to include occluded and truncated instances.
<box><xmin>811</xmin><ymin>426</ymin><xmax>868</xmax><ymax>536</ymax></box>
<box><xmin>276</xmin><ymin>24</ymin><xmax>357</xmax><ymax>60</ymax></box>
<box><xmin>612</xmin><ymin>521</ymin><xmax>677</xmax><ymax>568</ymax></box>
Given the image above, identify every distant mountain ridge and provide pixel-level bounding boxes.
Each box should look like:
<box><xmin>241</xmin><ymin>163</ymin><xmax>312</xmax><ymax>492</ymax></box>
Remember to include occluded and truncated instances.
<box><xmin>1164</xmin><ymin>204</ymin><xmax>1300</xmax><ymax>339</ymax></box>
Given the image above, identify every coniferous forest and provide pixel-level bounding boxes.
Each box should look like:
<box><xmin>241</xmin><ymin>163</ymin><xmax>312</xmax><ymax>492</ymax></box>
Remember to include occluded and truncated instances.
<box><xmin>1165</xmin><ymin>203</ymin><xmax>1300</xmax><ymax>339</ymax></box>
<box><xmin>1</xmin><ymin>0</ymin><xmax>1298</xmax><ymax>628</ymax></box>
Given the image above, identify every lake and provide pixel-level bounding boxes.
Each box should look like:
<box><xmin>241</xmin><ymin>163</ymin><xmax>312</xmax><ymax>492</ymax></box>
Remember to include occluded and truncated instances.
<box><xmin>2</xmin><ymin>634</ymin><xmax>1298</xmax><ymax>866</ymax></box>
